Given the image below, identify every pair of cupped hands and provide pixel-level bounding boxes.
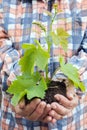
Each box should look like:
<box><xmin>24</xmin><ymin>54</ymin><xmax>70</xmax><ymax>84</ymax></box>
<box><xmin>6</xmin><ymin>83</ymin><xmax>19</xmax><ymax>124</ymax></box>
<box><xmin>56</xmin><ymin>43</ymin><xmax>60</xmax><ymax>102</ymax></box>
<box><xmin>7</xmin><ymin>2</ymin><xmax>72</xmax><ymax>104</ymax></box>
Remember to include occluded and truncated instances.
<box><xmin>13</xmin><ymin>87</ymin><xmax>78</xmax><ymax>124</ymax></box>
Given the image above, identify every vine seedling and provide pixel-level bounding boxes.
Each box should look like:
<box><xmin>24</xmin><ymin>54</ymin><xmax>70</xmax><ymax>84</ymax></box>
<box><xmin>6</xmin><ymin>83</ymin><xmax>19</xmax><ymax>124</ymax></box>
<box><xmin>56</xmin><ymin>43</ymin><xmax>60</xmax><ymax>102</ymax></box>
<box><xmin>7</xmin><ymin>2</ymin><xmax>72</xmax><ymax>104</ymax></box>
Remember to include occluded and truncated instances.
<box><xmin>7</xmin><ymin>4</ymin><xmax>85</xmax><ymax>106</ymax></box>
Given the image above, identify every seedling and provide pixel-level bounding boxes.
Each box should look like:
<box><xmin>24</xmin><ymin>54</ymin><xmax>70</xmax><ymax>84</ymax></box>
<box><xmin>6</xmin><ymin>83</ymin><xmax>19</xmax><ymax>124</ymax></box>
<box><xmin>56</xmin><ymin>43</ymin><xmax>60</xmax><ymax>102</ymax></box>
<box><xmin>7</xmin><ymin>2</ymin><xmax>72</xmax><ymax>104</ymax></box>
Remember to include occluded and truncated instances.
<box><xmin>7</xmin><ymin>4</ymin><xmax>85</xmax><ymax>106</ymax></box>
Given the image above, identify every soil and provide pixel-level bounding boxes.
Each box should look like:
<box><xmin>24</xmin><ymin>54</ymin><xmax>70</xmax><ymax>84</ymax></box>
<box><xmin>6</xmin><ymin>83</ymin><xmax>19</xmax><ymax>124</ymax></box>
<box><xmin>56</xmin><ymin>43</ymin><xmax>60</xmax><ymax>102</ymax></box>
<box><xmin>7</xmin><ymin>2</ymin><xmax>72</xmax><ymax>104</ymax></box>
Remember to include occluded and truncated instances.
<box><xmin>44</xmin><ymin>80</ymin><xmax>67</xmax><ymax>104</ymax></box>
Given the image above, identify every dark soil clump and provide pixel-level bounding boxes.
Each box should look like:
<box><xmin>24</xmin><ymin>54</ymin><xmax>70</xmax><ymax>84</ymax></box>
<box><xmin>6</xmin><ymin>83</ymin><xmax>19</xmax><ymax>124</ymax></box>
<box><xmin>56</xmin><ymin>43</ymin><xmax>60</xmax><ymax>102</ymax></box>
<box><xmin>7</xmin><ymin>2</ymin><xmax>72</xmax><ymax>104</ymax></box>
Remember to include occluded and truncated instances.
<box><xmin>44</xmin><ymin>80</ymin><xmax>67</xmax><ymax>104</ymax></box>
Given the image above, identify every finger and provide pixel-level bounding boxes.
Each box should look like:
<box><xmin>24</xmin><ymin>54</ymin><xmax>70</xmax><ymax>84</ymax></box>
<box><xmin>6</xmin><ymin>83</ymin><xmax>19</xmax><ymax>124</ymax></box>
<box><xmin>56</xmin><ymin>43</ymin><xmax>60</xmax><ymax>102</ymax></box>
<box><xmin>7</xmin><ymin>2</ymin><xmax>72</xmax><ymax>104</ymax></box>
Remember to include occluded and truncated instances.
<box><xmin>66</xmin><ymin>86</ymin><xmax>78</xmax><ymax>107</ymax></box>
<box><xmin>43</xmin><ymin>116</ymin><xmax>57</xmax><ymax>124</ymax></box>
<box><xmin>54</xmin><ymin>94</ymin><xmax>75</xmax><ymax>109</ymax></box>
<box><xmin>66</xmin><ymin>90</ymin><xmax>78</xmax><ymax>108</ymax></box>
<box><xmin>27</xmin><ymin>101</ymin><xmax>46</xmax><ymax>121</ymax></box>
<box><xmin>49</xmin><ymin>109</ymin><xmax>63</xmax><ymax>120</ymax></box>
<box><xmin>66</xmin><ymin>86</ymin><xmax>75</xmax><ymax>100</ymax></box>
<box><xmin>42</xmin><ymin>115</ymin><xmax>53</xmax><ymax>123</ymax></box>
<box><xmin>39</xmin><ymin>104</ymin><xmax>51</xmax><ymax>120</ymax></box>
<box><xmin>50</xmin><ymin>118</ymin><xmax>57</xmax><ymax>124</ymax></box>
<box><xmin>50</xmin><ymin>102</ymin><xmax>70</xmax><ymax>116</ymax></box>
<box><xmin>25</xmin><ymin>98</ymin><xmax>41</xmax><ymax>116</ymax></box>
<box><xmin>14</xmin><ymin>104</ymin><xmax>25</xmax><ymax>116</ymax></box>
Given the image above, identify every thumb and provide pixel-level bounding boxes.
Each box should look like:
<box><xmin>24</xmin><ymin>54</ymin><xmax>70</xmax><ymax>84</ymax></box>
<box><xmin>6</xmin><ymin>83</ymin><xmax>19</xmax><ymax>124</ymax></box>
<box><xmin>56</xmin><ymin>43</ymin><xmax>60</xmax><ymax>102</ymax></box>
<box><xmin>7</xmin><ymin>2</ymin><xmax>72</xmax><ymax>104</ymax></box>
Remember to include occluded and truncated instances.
<box><xmin>66</xmin><ymin>86</ymin><xmax>75</xmax><ymax>100</ymax></box>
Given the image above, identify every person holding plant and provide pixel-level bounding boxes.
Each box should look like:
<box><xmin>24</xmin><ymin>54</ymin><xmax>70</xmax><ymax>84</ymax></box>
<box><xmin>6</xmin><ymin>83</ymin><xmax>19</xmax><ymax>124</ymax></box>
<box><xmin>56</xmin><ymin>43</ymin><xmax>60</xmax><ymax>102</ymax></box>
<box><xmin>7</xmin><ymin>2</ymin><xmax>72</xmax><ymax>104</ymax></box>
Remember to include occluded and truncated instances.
<box><xmin>0</xmin><ymin>0</ymin><xmax>87</xmax><ymax>129</ymax></box>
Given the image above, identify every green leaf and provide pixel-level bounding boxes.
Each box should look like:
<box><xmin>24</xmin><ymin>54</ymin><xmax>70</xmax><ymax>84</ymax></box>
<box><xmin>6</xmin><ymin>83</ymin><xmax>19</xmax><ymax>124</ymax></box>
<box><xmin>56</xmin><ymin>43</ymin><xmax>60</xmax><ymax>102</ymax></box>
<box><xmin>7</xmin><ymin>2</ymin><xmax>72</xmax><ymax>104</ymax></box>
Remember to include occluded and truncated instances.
<box><xmin>19</xmin><ymin>44</ymin><xmax>36</xmax><ymax>74</ymax></box>
<box><xmin>60</xmin><ymin>62</ymin><xmax>85</xmax><ymax>91</ymax></box>
<box><xmin>11</xmin><ymin>90</ymin><xmax>27</xmax><ymax>106</ymax></box>
<box><xmin>7</xmin><ymin>74</ymin><xmax>47</xmax><ymax>106</ymax></box>
<box><xmin>19</xmin><ymin>43</ymin><xmax>49</xmax><ymax>74</ymax></box>
<box><xmin>27</xmin><ymin>78</ymin><xmax>47</xmax><ymax>99</ymax></box>
<box><xmin>59</xmin><ymin>56</ymin><xmax>65</xmax><ymax>65</ymax></box>
<box><xmin>57</xmin><ymin>28</ymin><xmax>69</xmax><ymax>51</ymax></box>
<box><xmin>35</xmin><ymin>41</ymin><xmax>50</xmax><ymax>70</ymax></box>
<box><xmin>22</xmin><ymin>43</ymin><xmax>34</xmax><ymax>49</ymax></box>
<box><xmin>78</xmin><ymin>82</ymin><xmax>86</xmax><ymax>91</ymax></box>
<box><xmin>31</xmin><ymin>71</ymin><xmax>41</xmax><ymax>82</ymax></box>
<box><xmin>51</xmin><ymin>28</ymin><xmax>69</xmax><ymax>52</ymax></box>
<box><xmin>7</xmin><ymin>75</ymin><xmax>36</xmax><ymax>94</ymax></box>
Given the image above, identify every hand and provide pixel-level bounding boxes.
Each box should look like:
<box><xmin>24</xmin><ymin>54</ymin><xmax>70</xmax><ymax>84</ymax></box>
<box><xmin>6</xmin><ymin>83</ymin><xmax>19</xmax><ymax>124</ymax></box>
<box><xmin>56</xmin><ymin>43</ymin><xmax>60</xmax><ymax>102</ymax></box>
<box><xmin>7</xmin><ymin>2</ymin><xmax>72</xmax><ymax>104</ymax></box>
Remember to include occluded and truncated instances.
<box><xmin>13</xmin><ymin>98</ymin><xmax>53</xmax><ymax>123</ymax></box>
<box><xmin>48</xmin><ymin>86</ymin><xmax>78</xmax><ymax>124</ymax></box>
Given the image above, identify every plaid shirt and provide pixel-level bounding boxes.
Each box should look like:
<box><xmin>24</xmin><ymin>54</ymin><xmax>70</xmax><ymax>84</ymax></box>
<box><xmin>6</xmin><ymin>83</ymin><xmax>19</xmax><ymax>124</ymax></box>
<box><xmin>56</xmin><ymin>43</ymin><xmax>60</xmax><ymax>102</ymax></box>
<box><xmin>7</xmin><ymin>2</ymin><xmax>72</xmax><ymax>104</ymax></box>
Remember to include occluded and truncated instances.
<box><xmin>0</xmin><ymin>0</ymin><xmax>87</xmax><ymax>129</ymax></box>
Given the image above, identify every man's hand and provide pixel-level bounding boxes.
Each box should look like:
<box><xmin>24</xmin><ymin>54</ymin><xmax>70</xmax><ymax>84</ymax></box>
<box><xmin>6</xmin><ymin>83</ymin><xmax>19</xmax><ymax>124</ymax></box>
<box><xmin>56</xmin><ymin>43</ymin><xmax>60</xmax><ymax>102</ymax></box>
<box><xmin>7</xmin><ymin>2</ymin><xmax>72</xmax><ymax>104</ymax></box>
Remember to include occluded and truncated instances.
<box><xmin>13</xmin><ymin>98</ymin><xmax>53</xmax><ymax>123</ymax></box>
<box><xmin>48</xmin><ymin>86</ymin><xmax>78</xmax><ymax>123</ymax></box>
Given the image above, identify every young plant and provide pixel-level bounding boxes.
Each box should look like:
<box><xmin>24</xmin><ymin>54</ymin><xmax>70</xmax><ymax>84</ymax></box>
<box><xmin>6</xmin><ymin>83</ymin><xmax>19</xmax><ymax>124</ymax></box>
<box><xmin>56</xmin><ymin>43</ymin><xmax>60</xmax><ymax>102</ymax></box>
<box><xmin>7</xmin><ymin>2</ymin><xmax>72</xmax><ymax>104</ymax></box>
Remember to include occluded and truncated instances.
<box><xmin>7</xmin><ymin>4</ymin><xmax>85</xmax><ymax>106</ymax></box>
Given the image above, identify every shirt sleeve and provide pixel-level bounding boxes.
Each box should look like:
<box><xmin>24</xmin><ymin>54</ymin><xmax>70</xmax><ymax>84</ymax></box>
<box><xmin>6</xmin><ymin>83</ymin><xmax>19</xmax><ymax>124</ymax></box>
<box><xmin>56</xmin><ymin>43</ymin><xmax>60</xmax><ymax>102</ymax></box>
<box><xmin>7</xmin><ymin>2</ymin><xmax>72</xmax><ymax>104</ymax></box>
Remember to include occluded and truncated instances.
<box><xmin>0</xmin><ymin>2</ymin><xmax>21</xmax><ymax>91</ymax></box>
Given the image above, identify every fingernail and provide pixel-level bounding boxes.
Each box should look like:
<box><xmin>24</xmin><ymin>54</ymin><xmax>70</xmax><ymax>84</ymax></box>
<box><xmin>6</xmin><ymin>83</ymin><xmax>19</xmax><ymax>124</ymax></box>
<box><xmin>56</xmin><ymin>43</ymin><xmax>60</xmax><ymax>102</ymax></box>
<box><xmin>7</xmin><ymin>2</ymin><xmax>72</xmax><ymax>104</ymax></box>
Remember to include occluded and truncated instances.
<box><xmin>40</xmin><ymin>102</ymin><xmax>46</xmax><ymax>107</ymax></box>
<box><xmin>48</xmin><ymin>116</ymin><xmax>52</xmax><ymax>121</ymax></box>
<box><xmin>47</xmin><ymin>104</ymin><xmax>51</xmax><ymax>108</ymax></box>
<box><xmin>54</xmin><ymin>95</ymin><xmax>59</xmax><ymax>100</ymax></box>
